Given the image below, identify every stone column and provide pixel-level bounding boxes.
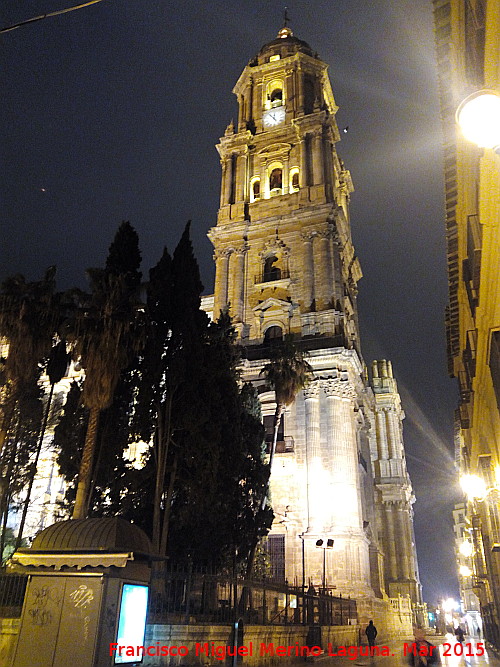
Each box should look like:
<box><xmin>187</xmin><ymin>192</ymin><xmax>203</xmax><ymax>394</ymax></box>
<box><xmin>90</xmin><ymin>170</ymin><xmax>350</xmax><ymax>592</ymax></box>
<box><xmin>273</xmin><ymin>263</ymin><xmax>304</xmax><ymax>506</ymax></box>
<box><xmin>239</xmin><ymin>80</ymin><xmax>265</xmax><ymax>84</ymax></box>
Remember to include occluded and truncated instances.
<box><xmin>246</xmin><ymin>78</ymin><xmax>253</xmax><ymax>123</ymax></box>
<box><xmin>224</xmin><ymin>155</ymin><xmax>234</xmax><ymax>204</ymax></box>
<box><xmin>219</xmin><ymin>161</ymin><xmax>227</xmax><ymax>207</ymax></box>
<box><xmin>324</xmin><ymin>380</ymin><xmax>361</xmax><ymax>531</ymax></box>
<box><xmin>301</xmin><ymin>231</ymin><xmax>315</xmax><ymax>311</ymax></box>
<box><xmin>213</xmin><ymin>249</ymin><xmax>230</xmax><ymax>319</ymax></box>
<box><xmin>296</xmin><ymin>67</ymin><xmax>304</xmax><ymax>114</ymax></box>
<box><xmin>318</xmin><ymin>231</ymin><xmax>332</xmax><ymax>309</ymax></box>
<box><xmin>376</xmin><ymin>410</ymin><xmax>389</xmax><ymax>459</ymax></box>
<box><xmin>236</xmin><ymin>152</ymin><xmax>247</xmax><ymax>202</ymax></box>
<box><xmin>312</xmin><ymin>130</ymin><xmax>323</xmax><ymax>185</ymax></box>
<box><xmin>386</xmin><ymin>408</ymin><xmax>400</xmax><ymax>460</ymax></box>
<box><xmin>397</xmin><ymin>502</ymin><xmax>411</xmax><ymax>580</ymax></box>
<box><xmin>304</xmin><ymin>383</ymin><xmax>321</xmax><ymax>532</ymax></box>
<box><xmin>231</xmin><ymin>246</ymin><xmax>246</xmax><ymax>322</ymax></box>
<box><xmin>299</xmin><ymin>136</ymin><xmax>308</xmax><ymax>187</ymax></box>
<box><xmin>384</xmin><ymin>503</ymin><xmax>398</xmax><ymax>581</ymax></box>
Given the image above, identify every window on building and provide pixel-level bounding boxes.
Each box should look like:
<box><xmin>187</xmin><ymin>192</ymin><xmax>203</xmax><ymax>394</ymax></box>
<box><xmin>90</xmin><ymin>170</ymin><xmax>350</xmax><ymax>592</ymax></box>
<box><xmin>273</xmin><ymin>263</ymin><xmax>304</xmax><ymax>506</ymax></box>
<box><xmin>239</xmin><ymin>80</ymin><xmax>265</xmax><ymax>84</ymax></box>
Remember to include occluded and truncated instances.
<box><xmin>290</xmin><ymin>168</ymin><xmax>299</xmax><ymax>192</ymax></box>
<box><xmin>304</xmin><ymin>75</ymin><xmax>315</xmax><ymax>114</ymax></box>
<box><xmin>263</xmin><ymin>256</ymin><xmax>281</xmax><ymax>282</ymax></box>
<box><xmin>264</xmin><ymin>534</ymin><xmax>286</xmax><ymax>582</ymax></box>
<box><xmin>264</xmin><ymin>325</ymin><xmax>283</xmax><ymax>345</ymax></box>
<box><xmin>269</xmin><ymin>168</ymin><xmax>282</xmax><ymax>193</ymax></box>
<box><xmin>265</xmin><ymin>80</ymin><xmax>284</xmax><ymax>110</ymax></box>
<box><xmin>270</xmin><ymin>88</ymin><xmax>283</xmax><ymax>107</ymax></box>
<box><xmin>263</xmin><ymin>413</ymin><xmax>284</xmax><ymax>446</ymax></box>
<box><xmin>250</xmin><ymin>178</ymin><xmax>260</xmax><ymax>202</ymax></box>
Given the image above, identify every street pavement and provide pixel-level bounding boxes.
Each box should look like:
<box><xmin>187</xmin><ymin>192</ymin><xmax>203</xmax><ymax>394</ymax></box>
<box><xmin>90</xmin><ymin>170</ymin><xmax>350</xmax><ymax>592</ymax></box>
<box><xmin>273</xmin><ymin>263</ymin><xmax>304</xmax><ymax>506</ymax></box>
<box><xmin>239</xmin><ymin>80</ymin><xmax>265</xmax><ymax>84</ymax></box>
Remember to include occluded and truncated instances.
<box><xmin>310</xmin><ymin>634</ymin><xmax>500</xmax><ymax>667</ymax></box>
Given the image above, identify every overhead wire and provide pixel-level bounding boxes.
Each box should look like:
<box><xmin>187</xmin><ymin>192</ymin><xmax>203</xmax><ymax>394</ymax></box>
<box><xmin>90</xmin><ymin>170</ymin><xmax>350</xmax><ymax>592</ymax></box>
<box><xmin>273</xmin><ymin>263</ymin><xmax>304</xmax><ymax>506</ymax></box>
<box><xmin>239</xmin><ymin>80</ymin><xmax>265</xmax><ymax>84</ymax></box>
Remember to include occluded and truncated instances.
<box><xmin>0</xmin><ymin>0</ymin><xmax>107</xmax><ymax>35</ymax></box>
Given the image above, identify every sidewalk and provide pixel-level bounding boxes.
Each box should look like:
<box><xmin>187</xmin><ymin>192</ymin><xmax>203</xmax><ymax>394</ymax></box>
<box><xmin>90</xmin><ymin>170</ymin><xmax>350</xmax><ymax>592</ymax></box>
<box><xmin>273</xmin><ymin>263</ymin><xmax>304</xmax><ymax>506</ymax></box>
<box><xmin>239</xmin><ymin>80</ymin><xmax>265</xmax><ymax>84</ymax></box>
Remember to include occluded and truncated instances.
<box><xmin>311</xmin><ymin>635</ymin><xmax>500</xmax><ymax>667</ymax></box>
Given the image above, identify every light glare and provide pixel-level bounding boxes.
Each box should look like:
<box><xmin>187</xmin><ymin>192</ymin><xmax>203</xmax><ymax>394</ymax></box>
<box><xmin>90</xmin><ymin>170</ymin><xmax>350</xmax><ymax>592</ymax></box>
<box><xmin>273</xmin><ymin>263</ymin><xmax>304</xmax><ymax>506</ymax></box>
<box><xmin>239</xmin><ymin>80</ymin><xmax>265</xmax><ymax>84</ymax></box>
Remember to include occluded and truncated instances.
<box><xmin>456</xmin><ymin>90</ymin><xmax>500</xmax><ymax>149</ymax></box>
<box><xmin>459</xmin><ymin>540</ymin><xmax>473</xmax><ymax>557</ymax></box>
<box><xmin>460</xmin><ymin>473</ymin><xmax>487</xmax><ymax>499</ymax></box>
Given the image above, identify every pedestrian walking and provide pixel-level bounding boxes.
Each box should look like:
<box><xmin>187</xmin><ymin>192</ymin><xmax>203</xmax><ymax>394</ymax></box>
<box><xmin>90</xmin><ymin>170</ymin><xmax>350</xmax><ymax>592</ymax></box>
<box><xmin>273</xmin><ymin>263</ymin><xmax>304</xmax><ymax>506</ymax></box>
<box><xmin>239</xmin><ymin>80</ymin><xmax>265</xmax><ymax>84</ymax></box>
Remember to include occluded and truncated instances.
<box><xmin>365</xmin><ymin>620</ymin><xmax>378</xmax><ymax>648</ymax></box>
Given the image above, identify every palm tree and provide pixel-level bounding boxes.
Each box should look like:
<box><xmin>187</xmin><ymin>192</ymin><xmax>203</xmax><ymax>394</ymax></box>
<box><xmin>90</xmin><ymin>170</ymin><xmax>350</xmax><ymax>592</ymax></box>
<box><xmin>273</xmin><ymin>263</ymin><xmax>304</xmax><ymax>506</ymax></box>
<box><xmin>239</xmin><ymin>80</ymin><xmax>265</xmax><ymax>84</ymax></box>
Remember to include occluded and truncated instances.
<box><xmin>15</xmin><ymin>340</ymin><xmax>70</xmax><ymax>549</ymax></box>
<box><xmin>70</xmin><ymin>222</ymin><xmax>144</xmax><ymax>519</ymax></box>
<box><xmin>240</xmin><ymin>336</ymin><xmax>311</xmax><ymax>600</ymax></box>
<box><xmin>0</xmin><ymin>269</ymin><xmax>59</xmax><ymax>536</ymax></box>
<box><xmin>0</xmin><ymin>268</ymin><xmax>58</xmax><ymax>458</ymax></box>
<box><xmin>261</xmin><ymin>334</ymin><xmax>312</xmax><ymax>507</ymax></box>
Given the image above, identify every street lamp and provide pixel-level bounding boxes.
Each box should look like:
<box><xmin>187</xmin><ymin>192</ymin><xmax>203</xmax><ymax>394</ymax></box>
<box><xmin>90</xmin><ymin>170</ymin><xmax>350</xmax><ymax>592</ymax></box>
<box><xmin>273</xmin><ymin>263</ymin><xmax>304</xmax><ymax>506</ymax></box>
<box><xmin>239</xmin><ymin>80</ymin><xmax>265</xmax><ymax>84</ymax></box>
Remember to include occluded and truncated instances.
<box><xmin>459</xmin><ymin>540</ymin><xmax>474</xmax><ymax>557</ymax></box>
<box><xmin>460</xmin><ymin>473</ymin><xmax>488</xmax><ymax>500</ymax></box>
<box><xmin>456</xmin><ymin>89</ymin><xmax>500</xmax><ymax>153</ymax></box>
<box><xmin>315</xmin><ymin>538</ymin><xmax>334</xmax><ymax>592</ymax></box>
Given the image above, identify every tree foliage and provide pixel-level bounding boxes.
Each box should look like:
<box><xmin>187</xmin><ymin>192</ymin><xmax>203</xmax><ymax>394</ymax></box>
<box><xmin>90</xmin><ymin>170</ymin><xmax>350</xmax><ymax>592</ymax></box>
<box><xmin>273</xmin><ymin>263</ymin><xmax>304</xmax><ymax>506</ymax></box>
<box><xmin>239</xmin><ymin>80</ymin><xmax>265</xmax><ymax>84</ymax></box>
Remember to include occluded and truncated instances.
<box><xmin>1</xmin><ymin>220</ymin><xmax>272</xmax><ymax>575</ymax></box>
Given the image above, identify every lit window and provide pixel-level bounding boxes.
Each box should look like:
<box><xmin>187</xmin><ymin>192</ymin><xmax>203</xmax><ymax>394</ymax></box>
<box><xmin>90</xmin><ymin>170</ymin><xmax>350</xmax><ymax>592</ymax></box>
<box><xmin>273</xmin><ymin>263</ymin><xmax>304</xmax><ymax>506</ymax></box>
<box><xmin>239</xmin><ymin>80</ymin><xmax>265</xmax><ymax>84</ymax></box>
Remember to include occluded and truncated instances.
<box><xmin>289</xmin><ymin>168</ymin><xmax>299</xmax><ymax>192</ymax></box>
<box><xmin>265</xmin><ymin>80</ymin><xmax>284</xmax><ymax>110</ymax></box>
<box><xmin>269</xmin><ymin>54</ymin><xmax>280</xmax><ymax>62</ymax></box>
<box><xmin>269</xmin><ymin>168</ymin><xmax>282</xmax><ymax>193</ymax></box>
<box><xmin>250</xmin><ymin>178</ymin><xmax>261</xmax><ymax>202</ymax></box>
<box><xmin>270</xmin><ymin>89</ymin><xmax>283</xmax><ymax>108</ymax></box>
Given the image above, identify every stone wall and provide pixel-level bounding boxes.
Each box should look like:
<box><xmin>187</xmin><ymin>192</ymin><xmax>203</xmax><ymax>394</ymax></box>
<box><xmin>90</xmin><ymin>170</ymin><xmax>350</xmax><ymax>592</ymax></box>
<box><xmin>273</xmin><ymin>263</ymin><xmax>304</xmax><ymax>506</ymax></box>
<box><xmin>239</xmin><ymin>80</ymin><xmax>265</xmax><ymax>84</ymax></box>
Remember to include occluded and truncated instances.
<box><xmin>0</xmin><ymin>618</ymin><xmax>20</xmax><ymax>666</ymax></box>
<box><xmin>141</xmin><ymin>624</ymin><xmax>359</xmax><ymax>667</ymax></box>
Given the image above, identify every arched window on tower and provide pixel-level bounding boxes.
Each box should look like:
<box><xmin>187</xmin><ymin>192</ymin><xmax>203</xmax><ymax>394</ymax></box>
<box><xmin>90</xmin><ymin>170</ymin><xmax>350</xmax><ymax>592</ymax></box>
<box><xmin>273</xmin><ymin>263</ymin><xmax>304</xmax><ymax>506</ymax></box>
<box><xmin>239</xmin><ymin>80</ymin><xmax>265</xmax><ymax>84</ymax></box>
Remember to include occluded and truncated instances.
<box><xmin>264</xmin><ymin>325</ymin><xmax>283</xmax><ymax>345</ymax></box>
<box><xmin>263</xmin><ymin>256</ymin><xmax>281</xmax><ymax>282</ymax></box>
<box><xmin>250</xmin><ymin>177</ymin><xmax>261</xmax><ymax>202</ymax></box>
<box><xmin>269</xmin><ymin>168</ymin><xmax>282</xmax><ymax>195</ymax></box>
<box><xmin>289</xmin><ymin>167</ymin><xmax>300</xmax><ymax>192</ymax></box>
<box><xmin>265</xmin><ymin>80</ymin><xmax>284</xmax><ymax>110</ymax></box>
<box><xmin>270</xmin><ymin>88</ymin><xmax>283</xmax><ymax>108</ymax></box>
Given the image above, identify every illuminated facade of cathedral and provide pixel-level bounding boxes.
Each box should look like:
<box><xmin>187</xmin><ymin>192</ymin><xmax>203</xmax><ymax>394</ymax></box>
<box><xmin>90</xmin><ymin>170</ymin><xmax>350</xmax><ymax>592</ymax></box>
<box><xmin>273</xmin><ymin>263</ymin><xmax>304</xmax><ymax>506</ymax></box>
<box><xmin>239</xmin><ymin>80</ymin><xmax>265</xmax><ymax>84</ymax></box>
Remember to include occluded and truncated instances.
<box><xmin>202</xmin><ymin>25</ymin><xmax>422</xmax><ymax>615</ymax></box>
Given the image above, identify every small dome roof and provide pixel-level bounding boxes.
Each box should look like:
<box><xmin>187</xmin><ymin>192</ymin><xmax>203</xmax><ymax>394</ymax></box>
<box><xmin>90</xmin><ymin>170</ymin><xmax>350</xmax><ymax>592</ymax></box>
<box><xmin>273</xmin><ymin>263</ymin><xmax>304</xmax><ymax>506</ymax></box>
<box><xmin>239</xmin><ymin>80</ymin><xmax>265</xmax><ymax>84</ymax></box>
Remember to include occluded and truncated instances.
<box><xmin>31</xmin><ymin>517</ymin><xmax>151</xmax><ymax>554</ymax></box>
<box><xmin>253</xmin><ymin>27</ymin><xmax>315</xmax><ymax>65</ymax></box>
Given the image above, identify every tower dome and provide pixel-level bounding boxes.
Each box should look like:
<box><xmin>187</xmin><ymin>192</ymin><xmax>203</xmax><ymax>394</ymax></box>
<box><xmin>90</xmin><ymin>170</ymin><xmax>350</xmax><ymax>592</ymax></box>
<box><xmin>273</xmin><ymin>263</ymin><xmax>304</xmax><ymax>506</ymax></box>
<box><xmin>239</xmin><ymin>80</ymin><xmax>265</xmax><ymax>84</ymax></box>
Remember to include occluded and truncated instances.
<box><xmin>253</xmin><ymin>27</ymin><xmax>316</xmax><ymax>65</ymax></box>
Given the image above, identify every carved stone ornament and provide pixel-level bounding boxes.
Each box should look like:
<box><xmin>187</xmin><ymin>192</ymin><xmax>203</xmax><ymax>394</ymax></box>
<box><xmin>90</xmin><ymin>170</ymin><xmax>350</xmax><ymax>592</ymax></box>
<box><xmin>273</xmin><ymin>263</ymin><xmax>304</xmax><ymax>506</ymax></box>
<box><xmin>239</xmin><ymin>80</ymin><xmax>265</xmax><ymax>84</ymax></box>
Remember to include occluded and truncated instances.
<box><xmin>259</xmin><ymin>237</ymin><xmax>290</xmax><ymax>260</ymax></box>
<box><xmin>303</xmin><ymin>383</ymin><xmax>320</xmax><ymax>400</ymax></box>
<box><xmin>213</xmin><ymin>247</ymin><xmax>232</xmax><ymax>260</ymax></box>
<box><xmin>321</xmin><ymin>377</ymin><xmax>357</xmax><ymax>400</ymax></box>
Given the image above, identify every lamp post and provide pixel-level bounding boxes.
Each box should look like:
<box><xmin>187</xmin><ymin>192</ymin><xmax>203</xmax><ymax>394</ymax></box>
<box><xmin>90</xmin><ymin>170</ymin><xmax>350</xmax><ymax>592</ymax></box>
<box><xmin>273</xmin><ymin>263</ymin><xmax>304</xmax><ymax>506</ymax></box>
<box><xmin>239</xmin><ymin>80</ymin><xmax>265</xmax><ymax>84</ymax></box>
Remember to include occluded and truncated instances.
<box><xmin>315</xmin><ymin>538</ymin><xmax>334</xmax><ymax>592</ymax></box>
<box><xmin>456</xmin><ymin>89</ymin><xmax>500</xmax><ymax>153</ymax></box>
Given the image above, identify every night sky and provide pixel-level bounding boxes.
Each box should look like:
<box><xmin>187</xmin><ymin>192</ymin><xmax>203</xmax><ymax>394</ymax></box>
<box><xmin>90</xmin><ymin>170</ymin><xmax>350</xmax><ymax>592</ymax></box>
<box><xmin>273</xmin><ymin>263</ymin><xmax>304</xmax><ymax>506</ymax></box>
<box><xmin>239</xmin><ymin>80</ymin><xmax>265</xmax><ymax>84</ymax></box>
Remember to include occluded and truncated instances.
<box><xmin>0</xmin><ymin>0</ymin><xmax>460</xmax><ymax>604</ymax></box>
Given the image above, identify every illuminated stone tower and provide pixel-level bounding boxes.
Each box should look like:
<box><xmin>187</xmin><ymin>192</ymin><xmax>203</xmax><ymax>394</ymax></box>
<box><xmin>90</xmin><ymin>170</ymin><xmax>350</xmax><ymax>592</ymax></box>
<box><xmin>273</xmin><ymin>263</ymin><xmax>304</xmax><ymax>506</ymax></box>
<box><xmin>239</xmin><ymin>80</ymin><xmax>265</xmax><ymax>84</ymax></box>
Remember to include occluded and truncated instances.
<box><xmin>208</xmin><ymin>25</ymin><xmax>421</xmax><ymax>608</ymax></box>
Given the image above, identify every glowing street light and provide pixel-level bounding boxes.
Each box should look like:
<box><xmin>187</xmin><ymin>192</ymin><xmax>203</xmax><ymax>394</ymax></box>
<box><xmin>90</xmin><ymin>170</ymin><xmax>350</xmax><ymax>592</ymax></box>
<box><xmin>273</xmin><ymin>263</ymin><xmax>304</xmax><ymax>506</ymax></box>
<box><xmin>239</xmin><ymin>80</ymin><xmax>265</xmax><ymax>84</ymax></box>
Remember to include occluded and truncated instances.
<box><xmin>456</xmin><ymin>89</ymin><xmax>500</xmax><ymax>152</ymax></box>
<box><xmin>442</xmin><ymin>597</ymin><xmax>459</xmax><ymax>613</ymax></box>
<box><xmin>459</xmin><ymin>540</ymin><xmax>473</xmax><ymax>557</ymax></box>
<box><xmin>459</xmin><ymin>565</ymin><xmax>472</xmax><ymax>577</ymax></box>
<box><xmin>460</xmin><ymin>473</ymin><xmax>488</xmax><ymax>500</ymax></box>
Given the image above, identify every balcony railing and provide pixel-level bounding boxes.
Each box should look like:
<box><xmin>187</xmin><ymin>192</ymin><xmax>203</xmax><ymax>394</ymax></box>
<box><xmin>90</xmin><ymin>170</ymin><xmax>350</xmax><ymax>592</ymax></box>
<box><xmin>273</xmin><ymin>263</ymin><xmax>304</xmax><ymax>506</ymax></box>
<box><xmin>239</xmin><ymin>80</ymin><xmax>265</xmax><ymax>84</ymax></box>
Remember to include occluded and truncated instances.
<box><xmin>265</xmin><ymin>436</ymin><xmax>294</xmax><ymax>454</ymax></box>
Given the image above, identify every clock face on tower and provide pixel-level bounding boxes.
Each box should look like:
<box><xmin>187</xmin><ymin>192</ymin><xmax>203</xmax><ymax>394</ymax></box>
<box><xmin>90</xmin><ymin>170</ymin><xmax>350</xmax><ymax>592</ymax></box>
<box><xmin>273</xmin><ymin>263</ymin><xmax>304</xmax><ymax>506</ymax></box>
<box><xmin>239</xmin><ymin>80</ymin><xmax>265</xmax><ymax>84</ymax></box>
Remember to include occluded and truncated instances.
<box><xmin>263</xmin><ymin>107</ymin><xmax>285</xmax><ymax>128</ymax></box>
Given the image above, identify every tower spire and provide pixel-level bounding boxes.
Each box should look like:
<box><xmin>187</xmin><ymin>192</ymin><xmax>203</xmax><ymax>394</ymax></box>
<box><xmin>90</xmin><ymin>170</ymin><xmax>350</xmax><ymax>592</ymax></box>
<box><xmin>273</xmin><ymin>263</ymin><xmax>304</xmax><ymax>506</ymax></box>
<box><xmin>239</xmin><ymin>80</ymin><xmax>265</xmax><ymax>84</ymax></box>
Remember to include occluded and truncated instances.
<box><xmin>277</xmin><ymin>6</ymin><xmax>293</xmax><ymax>38</ymax></box>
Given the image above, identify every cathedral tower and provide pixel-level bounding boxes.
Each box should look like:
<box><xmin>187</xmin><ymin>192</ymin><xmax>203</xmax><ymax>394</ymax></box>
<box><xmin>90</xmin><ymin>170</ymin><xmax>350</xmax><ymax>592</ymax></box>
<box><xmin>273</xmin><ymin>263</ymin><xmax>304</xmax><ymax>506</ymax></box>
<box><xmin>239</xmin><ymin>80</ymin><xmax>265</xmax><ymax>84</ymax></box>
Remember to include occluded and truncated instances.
<box><xmin>208</xmin><ymin>25</ymin><xmax>421</xmax><ymax>607</ymax></box>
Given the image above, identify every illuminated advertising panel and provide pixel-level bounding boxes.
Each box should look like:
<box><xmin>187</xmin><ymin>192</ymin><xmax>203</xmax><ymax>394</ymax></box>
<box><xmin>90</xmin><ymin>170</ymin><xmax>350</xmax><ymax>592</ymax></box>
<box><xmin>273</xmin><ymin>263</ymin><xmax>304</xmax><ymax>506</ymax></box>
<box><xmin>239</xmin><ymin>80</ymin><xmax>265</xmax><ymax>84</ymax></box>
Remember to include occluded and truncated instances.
<box><xmin>114</xmin><ymin>583</ymin><xmax>149</xmax><ymax>664</ymax></box>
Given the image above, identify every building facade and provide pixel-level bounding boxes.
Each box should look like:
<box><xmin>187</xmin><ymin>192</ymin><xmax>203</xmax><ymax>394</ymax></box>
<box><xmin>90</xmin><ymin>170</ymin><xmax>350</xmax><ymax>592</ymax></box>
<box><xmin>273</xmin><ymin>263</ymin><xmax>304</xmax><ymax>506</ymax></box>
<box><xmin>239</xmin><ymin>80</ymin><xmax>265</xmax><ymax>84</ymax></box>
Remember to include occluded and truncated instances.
<box><xmin>433</xmin><ymin>0</ymin><xmax>500</xmax><ymax>647</ymax></box>
<box><xmin>206</xmin><ymin>25</ymin><xmax>422</xmax><ymax>614</ymax></box>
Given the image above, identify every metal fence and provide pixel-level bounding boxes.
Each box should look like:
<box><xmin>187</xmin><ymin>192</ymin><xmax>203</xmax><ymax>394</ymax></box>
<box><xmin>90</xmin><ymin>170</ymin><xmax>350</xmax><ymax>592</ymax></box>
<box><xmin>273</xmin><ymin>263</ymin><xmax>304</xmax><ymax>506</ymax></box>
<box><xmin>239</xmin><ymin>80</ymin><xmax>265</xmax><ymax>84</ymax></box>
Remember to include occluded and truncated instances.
<box><xmin>0</xmin><ymin>568</ymin><xmax>358</xmax><ymax>627</ymax></box>
<box><xmin>148</xmin><ymin>566</ymin><xmax>357</xmax><ymax>626</ymax></box>
<box><xmin>0</xmin><ymin>573</ymin><xmax>28</xmax><ymax>618</ymax></box>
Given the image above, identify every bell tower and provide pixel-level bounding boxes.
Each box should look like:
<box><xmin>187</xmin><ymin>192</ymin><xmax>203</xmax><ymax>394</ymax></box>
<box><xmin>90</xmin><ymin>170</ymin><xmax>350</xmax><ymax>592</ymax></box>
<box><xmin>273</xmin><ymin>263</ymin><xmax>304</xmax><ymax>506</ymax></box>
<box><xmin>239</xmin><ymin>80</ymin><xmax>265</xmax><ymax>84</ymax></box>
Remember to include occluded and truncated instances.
<box><xmin>209</xmin><ymin>24</ymin><xmax>361</xmax><ymax>347</ymax></box>
<box><xmin>208</xmin><ymin>25</ymin><xmax>421</xmax><ymax>610</ymax></box>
